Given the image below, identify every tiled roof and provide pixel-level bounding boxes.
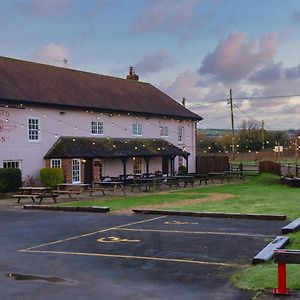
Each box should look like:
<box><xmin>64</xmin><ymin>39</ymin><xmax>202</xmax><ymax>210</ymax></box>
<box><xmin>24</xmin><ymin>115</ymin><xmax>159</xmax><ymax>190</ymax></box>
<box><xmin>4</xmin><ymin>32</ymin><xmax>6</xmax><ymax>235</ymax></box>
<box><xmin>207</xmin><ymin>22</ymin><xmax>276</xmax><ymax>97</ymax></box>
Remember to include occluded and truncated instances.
<box><xmin>0</xmin><ymin>56</ymin><xmax>202</xmax><ymax>120</ymax></box>
<box><xmin>44</xmin><ymin>137</ymin><xmax>189</xmax><ymax>159</ymax></box>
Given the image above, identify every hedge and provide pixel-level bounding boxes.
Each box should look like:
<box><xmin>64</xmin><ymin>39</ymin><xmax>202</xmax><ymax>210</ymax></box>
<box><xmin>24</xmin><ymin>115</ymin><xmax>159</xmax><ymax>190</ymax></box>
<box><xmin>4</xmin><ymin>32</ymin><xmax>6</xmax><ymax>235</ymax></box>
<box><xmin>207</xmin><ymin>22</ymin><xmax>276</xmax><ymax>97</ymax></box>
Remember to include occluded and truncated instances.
<box><xmin>0</xmin><ymin>168</ymin><xmax>22</xmax><ymax>192</ymax></box>
<box><xmin>40</xmin><ymin>168</ymin><xmax>64</xmax><ymax>188</ymax></box>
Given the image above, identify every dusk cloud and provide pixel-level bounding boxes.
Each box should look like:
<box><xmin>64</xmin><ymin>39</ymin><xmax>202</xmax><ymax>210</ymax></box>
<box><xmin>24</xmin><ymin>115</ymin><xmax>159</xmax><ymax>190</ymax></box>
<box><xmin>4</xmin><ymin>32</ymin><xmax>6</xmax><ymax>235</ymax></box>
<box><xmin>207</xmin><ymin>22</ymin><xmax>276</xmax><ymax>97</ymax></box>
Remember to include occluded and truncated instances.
<box><xmin>134</xmin><ymin>50</ymin><xmax>175</xmax><ymax>76</ymax></box>
<box><xmin>30</xmin><ymin>43</ymin><xmax>69</xmax><ymax>66</ymax></box>
<box><xmin>198</xmin><ymin>32</ymin><xmax>278</xmax><ymax>83</ymax></box>
<box><xmin>131</xmin><ymin>0</ymin><xmax>199</xmax><ymax>35</ymax></box>
<box><xmin>292</xmin><ymin>10</ymin><xmax>300</xmax><ymax>24</ymax></box>
<box><xmin>17</xmin><ymin>0</ymin><xmax>71</xmax><ymax>15</ymax></box>
<box><xmin>248</xmin><ymin>62</ymin><xmax>283</xmax><ymax>85</ymax></box>
<box><xmin>159</xmin><ymin>70</ymin><xmax>200</xmax><ymax>101</ymax></box>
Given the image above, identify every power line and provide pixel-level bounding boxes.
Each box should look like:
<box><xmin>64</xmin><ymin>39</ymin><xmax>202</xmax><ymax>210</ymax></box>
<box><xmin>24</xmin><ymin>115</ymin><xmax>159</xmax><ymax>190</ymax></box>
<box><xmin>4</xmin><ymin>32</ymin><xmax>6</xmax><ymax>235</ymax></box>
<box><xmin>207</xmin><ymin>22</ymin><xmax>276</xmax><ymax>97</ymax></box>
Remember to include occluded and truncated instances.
<box><xmin>185</xmin><ymin>93</ymin><xmax>300</xmax><ymax>107</ymax></box>
<box><xmin>233</xmin><ymin>94</ymin><xmax>300</xmax><ymax>101</ymax></box>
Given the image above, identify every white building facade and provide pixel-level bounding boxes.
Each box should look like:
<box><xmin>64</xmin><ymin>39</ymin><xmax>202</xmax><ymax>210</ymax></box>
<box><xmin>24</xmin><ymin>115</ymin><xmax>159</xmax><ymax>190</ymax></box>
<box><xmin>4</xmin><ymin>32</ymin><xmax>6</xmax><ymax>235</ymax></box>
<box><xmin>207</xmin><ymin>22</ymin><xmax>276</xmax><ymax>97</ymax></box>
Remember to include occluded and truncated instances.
<box><xmin>0</xmin><ymin>57</ymin><xmax>201</xmax><ymax>184</ymax></box>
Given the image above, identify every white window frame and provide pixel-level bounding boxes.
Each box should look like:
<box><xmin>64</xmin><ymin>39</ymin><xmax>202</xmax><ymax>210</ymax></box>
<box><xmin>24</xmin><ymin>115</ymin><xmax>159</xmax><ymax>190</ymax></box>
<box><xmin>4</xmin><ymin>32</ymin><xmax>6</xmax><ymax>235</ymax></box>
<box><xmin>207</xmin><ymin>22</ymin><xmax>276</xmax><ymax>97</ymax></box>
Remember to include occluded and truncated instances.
<box><xmin>3</xmin><ymin>160</ymin><xmax>21</xmax><ymax>169</ymax></box>
<box><xmin>50</xmin><ymin>159</ymin><xmax>62</xmax><ymax>168</ymax></box>
<box><xmin>91</xmin><ymin>121</ymin><xmax>104</xmax><ymax>135</ymax></box>
<box><xmin>178</xmin><ymin>156</ymin><xmax>184</xmax><ymax>167</ymax></box>
<box><xmin>160</xmin><ymin>125</ymin><xmax>169</xmax><ymax>137</ymax></box>
<box><xmin>133</xmin><ymin>157</ymin><xmax>143</xmax><ymax>175</ymax></box>
<box><xmin>72</xmin><ymin>159</ymin><xmax>81</xmax><ymax>183</ymax></box>
<box><xmin>178</xmin><ymin>126</ymin><xmax>184</xmax><ymax>144</ymax></box>
<box><xmin>28</xmin><ymin>117</ymin><xmax>41</xmax><ymax>142</ymax></box>
<box><xmin>132</xmin><ymin>123</ymin><xmax>142</xmax><ymax>136</ymax></box>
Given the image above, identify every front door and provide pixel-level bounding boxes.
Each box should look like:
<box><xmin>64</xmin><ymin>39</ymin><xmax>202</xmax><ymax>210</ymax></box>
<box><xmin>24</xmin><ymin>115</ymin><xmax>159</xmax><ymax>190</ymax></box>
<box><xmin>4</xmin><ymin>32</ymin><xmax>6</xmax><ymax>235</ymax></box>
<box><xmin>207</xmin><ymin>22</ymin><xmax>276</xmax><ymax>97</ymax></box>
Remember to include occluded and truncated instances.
<box><xmin>84</xmin><ymin>159</ymin><xmax>93</xmax><ymax>184</ymax></box>
<box><xmin>72</xmin><ymin>159</ymin><xmax>81</xmax><ymax>183</ymax></box>
<box><xmin>162</xmin><ymin>157</ymin><xmax>169</xmax><ymax>175</ymax></box>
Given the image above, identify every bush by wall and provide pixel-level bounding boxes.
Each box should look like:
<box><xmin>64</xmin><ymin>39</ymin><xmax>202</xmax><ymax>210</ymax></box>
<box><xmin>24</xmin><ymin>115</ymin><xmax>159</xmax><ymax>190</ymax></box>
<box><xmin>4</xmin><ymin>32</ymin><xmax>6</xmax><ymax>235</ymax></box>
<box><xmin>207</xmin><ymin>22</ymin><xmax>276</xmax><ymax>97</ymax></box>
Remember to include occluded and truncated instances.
<box><xmin>178</xmin><ymin>165</ymin><xmax>187</xmax><ymax>175</ymax></box>
<box><xmin>40</xmin><ymin>168</ymin><xmax>64</xmax><ymax>188</ymax></box>
<box><xmin>0</xmin><ymin>168</ymin><xmax>22</xmax><ymax>192</ymax></box>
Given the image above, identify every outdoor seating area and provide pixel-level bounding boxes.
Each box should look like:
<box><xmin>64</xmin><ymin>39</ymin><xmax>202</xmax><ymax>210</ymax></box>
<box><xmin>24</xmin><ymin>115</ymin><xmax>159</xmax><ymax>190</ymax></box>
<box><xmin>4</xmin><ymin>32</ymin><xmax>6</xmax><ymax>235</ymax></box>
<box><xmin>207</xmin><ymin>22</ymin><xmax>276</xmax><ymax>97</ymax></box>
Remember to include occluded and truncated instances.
<box><xmin>11</xmin><ymin>170</ymin><xmax>243</xmax><ymax>205</ymax></box>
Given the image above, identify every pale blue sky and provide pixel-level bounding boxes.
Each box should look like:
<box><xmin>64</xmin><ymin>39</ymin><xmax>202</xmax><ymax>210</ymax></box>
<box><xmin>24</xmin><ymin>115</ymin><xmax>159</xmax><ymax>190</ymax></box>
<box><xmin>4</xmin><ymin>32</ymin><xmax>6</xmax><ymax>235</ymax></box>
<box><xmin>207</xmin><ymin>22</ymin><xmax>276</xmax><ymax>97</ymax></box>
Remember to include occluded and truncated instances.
<box><xmin>1</xmin><ymin>0</ymin><xmax>300</xmax><ymax>130</ymax></box>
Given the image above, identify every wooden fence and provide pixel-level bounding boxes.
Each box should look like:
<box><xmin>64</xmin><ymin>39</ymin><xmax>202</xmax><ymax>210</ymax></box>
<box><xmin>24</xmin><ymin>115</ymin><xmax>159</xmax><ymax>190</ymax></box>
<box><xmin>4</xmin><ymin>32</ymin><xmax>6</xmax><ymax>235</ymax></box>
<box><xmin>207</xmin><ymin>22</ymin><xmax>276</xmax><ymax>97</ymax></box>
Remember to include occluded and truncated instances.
<box><xmin>196</xmin><ymin>155</ymin><xmax>229</xmax><ymax>174</ymax></box>
<box><xmin>259</xmin><ymin>161</ymin><xmax>281</xmax><ymax>175</ymax></box>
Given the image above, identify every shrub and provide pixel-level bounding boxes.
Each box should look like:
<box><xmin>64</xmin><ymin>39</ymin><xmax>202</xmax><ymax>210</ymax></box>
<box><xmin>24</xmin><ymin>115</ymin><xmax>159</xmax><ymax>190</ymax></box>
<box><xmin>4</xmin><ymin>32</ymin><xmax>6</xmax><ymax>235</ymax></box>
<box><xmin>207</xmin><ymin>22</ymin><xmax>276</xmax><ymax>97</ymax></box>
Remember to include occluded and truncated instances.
<box><xmin>0</xmin><ymin>168</ymin><xmax>22</xmax><ymax>192</ymax></box>
<box><xmin>40</xmin><ymin>168</ymin><xmax>64</xmax><ymax>188</ymax></box>
<box><xmin>178</xmin><ymin>165</ymin><xmax>187</xmax><ymax>175</ymax></box>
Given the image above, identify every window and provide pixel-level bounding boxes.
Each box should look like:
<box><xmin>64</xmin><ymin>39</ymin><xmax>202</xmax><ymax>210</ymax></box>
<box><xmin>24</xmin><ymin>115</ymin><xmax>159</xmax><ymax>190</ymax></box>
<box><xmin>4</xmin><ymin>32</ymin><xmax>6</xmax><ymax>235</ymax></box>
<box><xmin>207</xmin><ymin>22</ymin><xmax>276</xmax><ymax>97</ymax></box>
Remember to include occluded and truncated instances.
<box><xmin>3</xmin><ymin>160</ymin><xmax>21</xmax><ymax>169</ymax></box>
<box><xmin>50</xmin><ymin>159</ymin><xmax>61</xmax><ymax>168</ymax></box>
<box><xmin>178</xmin><ymin>126</ymin><xmax>184</xmax><ymax>144</ymax></box>
<box><xmin>178</xmin><ymin>156</ymin><xmax>184</xmax><ymax>167</ymax></box>
<box><xmin>133</xmin><ymin>123</ymin><xmax>142</xmax><ymax>136</ymax></box>
<box><xmin>72</xmin><ymin>159</ymin><xmax>81</xmax><ymax>183</ymax></box>
<box><xmin>160</xmin><ymin>125</ymin><xmax>169</xmax><ymax>137</ymax></box>
<box><xmin>133</xmin><ymin>157</ymin><xmax>143</xmax><ymax>175</ymax></box>
<box><xmin>28</xmin><ymin>118</ymin><xmax>40</xmax><ymax>141</ymax></box>
<box><xmin>91</xmin><ymin>121</ymin><xmax>103</xmax><ymax>135</ymax></box>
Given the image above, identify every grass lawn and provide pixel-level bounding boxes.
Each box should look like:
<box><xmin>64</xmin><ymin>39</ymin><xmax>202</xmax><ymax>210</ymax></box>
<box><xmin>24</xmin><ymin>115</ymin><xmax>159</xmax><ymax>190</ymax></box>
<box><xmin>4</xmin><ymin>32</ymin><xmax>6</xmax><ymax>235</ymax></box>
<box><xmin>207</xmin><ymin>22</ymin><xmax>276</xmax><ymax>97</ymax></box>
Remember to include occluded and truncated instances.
<box><xmin>56</xmin><ymin>173</ymin><xmax>300</xmax><ymax>292</ymax></box>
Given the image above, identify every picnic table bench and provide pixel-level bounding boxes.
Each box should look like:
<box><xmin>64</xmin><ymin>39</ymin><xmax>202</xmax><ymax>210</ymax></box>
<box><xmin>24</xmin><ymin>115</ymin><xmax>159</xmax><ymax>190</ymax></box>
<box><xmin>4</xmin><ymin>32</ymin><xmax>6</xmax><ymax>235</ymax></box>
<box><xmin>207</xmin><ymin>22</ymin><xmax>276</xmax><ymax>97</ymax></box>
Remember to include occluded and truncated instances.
<box><xmin>128</xmin><ymin>177</ymin><xmax>163</xmax><ymax>192</ymax></box>
<box><xmin>92</xmin><ymin>181</ymin><xmax>126</xmax><ymax>196</ymax></box>
<box><xmin>193</xmin><ymin>173</ymin><xmax>211</xmax><ymax>185</ymax></box>
<box><xmin>162</xmin><ymin>177</ymin><xmax>180</xmax><ymax>189</ymax></box>
<box><xmin>208</xmin><ymin>172</ymin><xmax>230</xmax><ymax>184</ymax></box>
<box><xmin>173</xmin><ymin>175</ymin><xmax>196</xmax><ymax>187</ymax></box>
<box><xmin>55</xmin><ymin>183</ymin><xmax>92</xmax><ymax>200</ymax></box>
<box><xmin>13</xmin><ymin>187</ymin><xmax>58</xmax><ymax>204</ymax></box>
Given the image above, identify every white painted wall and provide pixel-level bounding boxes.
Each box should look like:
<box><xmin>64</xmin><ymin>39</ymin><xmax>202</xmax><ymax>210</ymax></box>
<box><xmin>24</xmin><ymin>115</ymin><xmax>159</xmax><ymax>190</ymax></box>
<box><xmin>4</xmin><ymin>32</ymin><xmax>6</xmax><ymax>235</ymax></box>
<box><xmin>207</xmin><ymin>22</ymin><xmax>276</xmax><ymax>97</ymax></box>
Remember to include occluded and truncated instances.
<box><xmin>0</xmin><ymin>105</ymin><xmax>197</xmax><ymax>181</ymax></box>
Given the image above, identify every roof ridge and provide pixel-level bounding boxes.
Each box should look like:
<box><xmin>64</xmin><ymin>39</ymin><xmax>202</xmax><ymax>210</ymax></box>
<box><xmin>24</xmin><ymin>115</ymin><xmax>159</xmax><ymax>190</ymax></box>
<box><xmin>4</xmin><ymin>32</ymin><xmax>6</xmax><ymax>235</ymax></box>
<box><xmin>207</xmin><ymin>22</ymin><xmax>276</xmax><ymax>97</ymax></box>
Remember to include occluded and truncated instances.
<box><xmin>0</xmin><ymin>55</ymin><xmax>151</xmax><ymax>85</ymax></box>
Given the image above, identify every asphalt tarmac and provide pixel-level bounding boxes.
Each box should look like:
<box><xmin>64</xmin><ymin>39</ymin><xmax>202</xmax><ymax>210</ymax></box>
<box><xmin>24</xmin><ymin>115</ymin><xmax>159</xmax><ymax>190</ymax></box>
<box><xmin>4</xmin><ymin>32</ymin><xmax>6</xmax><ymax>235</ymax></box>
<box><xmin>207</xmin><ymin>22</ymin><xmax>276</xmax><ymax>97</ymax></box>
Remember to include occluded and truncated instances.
<box><xmin>0</xmin><ymin>209</ymin><xmax>289</xmax><ymax>300</ymax></box>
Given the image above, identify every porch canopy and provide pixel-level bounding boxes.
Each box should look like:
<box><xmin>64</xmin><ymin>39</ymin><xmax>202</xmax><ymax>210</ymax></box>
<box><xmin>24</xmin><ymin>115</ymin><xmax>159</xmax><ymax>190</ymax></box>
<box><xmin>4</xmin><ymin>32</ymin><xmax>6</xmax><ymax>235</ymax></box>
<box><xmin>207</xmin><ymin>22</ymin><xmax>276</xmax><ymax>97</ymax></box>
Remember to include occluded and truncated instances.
<box><xmin>44</xmin><ymin>137</ymin><xmax>189</xmax><ymax>178</ymax></box>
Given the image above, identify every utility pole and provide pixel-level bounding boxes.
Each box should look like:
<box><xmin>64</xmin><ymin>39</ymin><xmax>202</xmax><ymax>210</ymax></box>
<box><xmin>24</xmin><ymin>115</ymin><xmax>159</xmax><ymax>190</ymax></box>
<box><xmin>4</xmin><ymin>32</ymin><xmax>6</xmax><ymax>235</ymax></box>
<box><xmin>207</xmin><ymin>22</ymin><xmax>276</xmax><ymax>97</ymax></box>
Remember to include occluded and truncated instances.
<box><xmin>261</xmin><ymin>120</ymin><xmax>265</xmax><ymax>150</ymax></box>
<box><xmin>228</xmin><ymin>89</ymin><xmax>235</xmax><ymax>160</ymax></box>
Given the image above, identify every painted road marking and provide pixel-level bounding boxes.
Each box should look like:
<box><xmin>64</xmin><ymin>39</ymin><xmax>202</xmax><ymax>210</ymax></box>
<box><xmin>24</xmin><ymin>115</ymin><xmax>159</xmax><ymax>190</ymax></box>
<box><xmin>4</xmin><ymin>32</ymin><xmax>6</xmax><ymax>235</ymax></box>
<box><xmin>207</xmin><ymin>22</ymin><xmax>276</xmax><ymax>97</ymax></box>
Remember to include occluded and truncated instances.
<box><xmin>97</xmin><ymin>236</ymin><xmax>140</xmax><ymax>243</ymax></box>
<box><xmin>164</xmin><ymin>220</ymin><xmax>199</xmax><ymax>225</ymax></box>
<box><xmin>19</xmin><ymin>216</ymin><xmax>166</xmax><ymax>252</ymax></box>
<box><xmin>117</xmin><ymin>228</ymin><xmax>274</xmax><ymax>238</ymax></box>
<box><xmin>20</xmin><ymin>249</ymin><xmax>243</xmax><ymax>268</ymax></box>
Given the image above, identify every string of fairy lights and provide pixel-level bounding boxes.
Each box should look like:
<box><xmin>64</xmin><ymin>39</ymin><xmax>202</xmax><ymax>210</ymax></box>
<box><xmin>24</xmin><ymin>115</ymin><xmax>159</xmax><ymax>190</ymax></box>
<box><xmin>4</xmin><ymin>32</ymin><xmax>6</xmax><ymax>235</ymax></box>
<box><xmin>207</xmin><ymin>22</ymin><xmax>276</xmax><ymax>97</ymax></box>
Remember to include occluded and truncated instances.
<box><xmin>1</xmin><ymin>104</ymin><xmax>195</xmax><ymax>152</ymax></box>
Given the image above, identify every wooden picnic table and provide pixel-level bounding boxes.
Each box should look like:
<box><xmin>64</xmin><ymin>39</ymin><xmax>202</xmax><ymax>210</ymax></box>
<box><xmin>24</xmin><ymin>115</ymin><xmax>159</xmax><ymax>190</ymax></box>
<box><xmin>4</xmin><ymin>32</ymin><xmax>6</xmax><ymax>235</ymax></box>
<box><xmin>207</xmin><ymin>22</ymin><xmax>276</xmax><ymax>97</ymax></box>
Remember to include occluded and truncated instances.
<box><xmin>92</xmin><ymin>181</ymin><xmax>126</xmax><ymax>196</ymax></box>
<box><xmin>129</xmin><ymin>177</ymin><xmax>163</xmax><ymax>192</ymax></box>
<box><xmin>173</xmin><ymin>175</ymin><xmax>196</xmax><ymax>187</ymax></box>
<box><xmin>192</xmin><ymin>174</ymin><xmax>211</xmax><ymax>185</ymax></box>
<box><xmin>208</xmin><ymin>172</ymin><xmax>229</xmax><ymax>184</ymax></box>
<box><xmin>56</xmin><ymin>183</ymin><xmax>92</xmax><ymax>199</ymax></box>
<box><xmin>13</xmin><ymin>187</ymin><xmax>58</xmax><ymax>204</ymax></box>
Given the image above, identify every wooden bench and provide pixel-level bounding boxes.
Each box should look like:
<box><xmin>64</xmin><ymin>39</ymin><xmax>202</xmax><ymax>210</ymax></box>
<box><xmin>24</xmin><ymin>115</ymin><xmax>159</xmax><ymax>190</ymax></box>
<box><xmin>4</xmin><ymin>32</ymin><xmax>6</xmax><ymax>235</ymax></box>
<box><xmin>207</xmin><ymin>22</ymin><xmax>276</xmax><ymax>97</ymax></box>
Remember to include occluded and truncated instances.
<box><xmin>13</xmin><ymin>194</ymin><xmax>40</xmax><ymax>203</ymax></box>
<box><xmin>162</xmin><ymin>177</ymin><xmax>179</xmax><ymax>189</ymax></box>
<box><xmin>13</xmin><ymin>187</ymin><xmax>58</xmax><ymax>204</ymax></box>
<box><xmin>273</xmin><ymin>249</ymin><xmax>300</xmax><ymax>295</ymax></box>
<box><xmin>54</xmin><ymin>190</ymin><xmax>81</xmax><ymax>198</ymax></box>
<box><xmin>56</xmin><ymin>183</ymin><xmax>92</xmax><ymax>200</ymax></box>
<box><xmin>92</xmin><ymin>181</ymin><xmax>126</xmax><ymax>196</ymax></box>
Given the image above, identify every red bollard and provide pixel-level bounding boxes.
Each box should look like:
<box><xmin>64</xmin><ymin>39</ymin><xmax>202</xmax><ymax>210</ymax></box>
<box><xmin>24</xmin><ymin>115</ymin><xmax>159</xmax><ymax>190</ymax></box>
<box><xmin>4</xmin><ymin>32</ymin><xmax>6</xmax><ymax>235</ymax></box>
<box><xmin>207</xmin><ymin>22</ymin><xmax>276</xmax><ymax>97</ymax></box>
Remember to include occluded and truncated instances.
<box><xmin>272</xmin><ymin>262</ymin><xmax>290</xmax><ymax>296</ymax></box>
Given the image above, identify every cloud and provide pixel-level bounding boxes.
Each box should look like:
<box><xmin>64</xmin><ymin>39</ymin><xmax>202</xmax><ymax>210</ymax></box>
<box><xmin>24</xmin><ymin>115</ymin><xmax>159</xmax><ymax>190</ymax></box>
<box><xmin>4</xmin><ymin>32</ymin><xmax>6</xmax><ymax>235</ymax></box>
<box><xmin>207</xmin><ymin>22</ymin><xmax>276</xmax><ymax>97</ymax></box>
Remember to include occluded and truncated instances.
<box><xmin>198</xmin><ymin>32</ymin><xmax>278</xmax><ymax>83</ymax></box>
<box><xmin>159</xmin><ymin>70</ymin><xmax>200</xmax><ymax>101</ymax></box>
<box><xmin>292</xmin><ymin>10</ymin><xmax>300</xmax><ymax>24</ymax></box>
<box><xmin>248</xmin><ymin>62</ymin><xmax>283</xmax><ymax>85</ymax></box>
<box><xmin>30</xmin><ymin>43</ymin><xmax>70</xmax><ymax>66</ymax></box>
<box><xmin>285</xmin><ymin>63</ymin><xmax>300</xmax><ymax>79</ymax></box>
<box><xmin>134</xmin><ymin>50</ymin><xmax>176</xmax><ymax>76</ymax></box>
<box><xmin>17</xmin><ymin>0</ymin><xmax>71</xmax><ymax>15</ymax></box>
<box><xmin>131</xmin><ymin>0</ymin><xmax>199</xmax><ymax>36</ymax></box>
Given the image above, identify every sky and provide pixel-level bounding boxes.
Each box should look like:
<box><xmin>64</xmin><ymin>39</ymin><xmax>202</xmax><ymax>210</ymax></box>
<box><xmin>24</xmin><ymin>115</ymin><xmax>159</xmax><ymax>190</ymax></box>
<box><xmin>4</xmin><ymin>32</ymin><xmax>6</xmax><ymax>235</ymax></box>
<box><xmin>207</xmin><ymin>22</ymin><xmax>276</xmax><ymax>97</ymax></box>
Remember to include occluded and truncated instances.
<box><xmin>1</xmin><ymin>0</ymin><xmax>300</xmax><ymax>131</ymax></box>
